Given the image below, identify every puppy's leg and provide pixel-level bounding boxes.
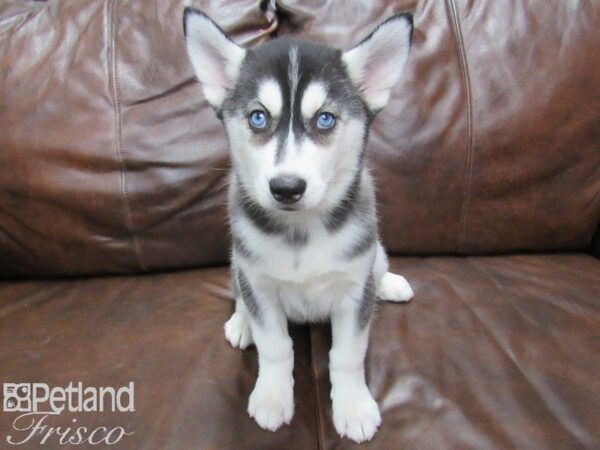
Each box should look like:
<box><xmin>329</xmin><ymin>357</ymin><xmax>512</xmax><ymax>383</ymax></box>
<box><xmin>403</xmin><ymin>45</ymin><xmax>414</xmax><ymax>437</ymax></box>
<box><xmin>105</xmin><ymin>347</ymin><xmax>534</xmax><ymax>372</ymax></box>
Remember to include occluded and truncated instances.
<box><xmin>330</xmin><ymin>274</ymin><xmax>381</xmax><ymax>443</ymax></box>
<box><xmin>224</xmin><ymin>269</ymin><xmax>253</xmax><ymax>349</ymax></box>
<box><xmin>238</xmin><ymin>269</ymin><xmax>294</xmax><ymax>432</ymax></box>
<box><xmin>373</xmin><ymin>240</ymin><xmax>414</xmax><ymax>302</ymax></box>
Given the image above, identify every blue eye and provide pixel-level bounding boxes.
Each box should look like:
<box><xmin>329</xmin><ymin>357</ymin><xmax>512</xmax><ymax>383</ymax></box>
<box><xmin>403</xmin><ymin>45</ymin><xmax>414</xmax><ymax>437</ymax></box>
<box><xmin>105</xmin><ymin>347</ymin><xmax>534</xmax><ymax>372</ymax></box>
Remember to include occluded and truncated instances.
<box><xmin>249</xmin><ymin>110</ymin><xmax>267</xmax><ymax>129</ymax></box>
<box><xmin>316</xmin><ymin>112</ymin><xmax>335</xmax><ymax>130</ymax></box>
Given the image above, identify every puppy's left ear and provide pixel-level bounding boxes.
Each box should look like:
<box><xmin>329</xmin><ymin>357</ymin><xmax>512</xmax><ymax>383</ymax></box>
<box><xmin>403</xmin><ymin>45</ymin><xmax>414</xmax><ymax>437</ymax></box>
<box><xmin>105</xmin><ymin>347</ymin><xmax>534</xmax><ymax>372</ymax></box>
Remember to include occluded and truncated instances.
<box><xmin>183</xmin><ymin>7</ymin><xmax>246</xmax><ymax>109</ymax></box>
<box><xmin>342</xmin><ymin>13</ymin><xmax>413</xmax><ymax>112</ymax></box>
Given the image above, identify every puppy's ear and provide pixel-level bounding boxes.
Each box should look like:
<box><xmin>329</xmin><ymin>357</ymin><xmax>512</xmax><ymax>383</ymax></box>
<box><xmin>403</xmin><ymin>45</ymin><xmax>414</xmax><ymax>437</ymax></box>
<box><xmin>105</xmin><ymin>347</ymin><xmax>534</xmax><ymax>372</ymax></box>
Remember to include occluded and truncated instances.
<box><xmin>342</xmin><ymin>14</ymin><xmax>413</xmax><ymax>112</ymax></box>
<box><xmin>183</xmin><ymin>8</ymin><xmax>246</xmax><ymax>109</ymax></box>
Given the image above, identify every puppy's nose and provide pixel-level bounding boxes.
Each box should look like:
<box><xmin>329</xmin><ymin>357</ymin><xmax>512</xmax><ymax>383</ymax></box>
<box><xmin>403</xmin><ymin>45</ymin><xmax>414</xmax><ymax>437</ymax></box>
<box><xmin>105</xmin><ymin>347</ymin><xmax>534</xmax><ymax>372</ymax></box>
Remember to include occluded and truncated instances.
<box><xmin>269</xmin><ymin>176</ymin><xmax>307</xmax><ymax>204</ymax></box>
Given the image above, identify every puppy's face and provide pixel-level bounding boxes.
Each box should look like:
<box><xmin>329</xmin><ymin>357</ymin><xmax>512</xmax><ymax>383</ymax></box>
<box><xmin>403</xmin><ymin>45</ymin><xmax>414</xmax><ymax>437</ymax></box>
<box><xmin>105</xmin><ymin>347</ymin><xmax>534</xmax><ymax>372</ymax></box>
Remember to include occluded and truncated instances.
<box><xmin>184</xmin><ymin>10</ymin><xmax>412</xmax><ymax>212</ymax></box>
<box><xmin>221</xmin><ymin>41</ymin><xmax>369</xmax><ymax>212</ymax></box>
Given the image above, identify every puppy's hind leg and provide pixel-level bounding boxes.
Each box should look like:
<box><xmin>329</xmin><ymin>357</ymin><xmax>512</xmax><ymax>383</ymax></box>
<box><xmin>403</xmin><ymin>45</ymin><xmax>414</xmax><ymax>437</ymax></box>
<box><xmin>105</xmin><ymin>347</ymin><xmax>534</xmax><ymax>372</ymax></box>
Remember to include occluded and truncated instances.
<box><xmin>224</xmin><ymin>269</ymin><xmax>254</xmax><ymax>350</ymax></box>
<box><xmin>373</xmin><ymin>241</ymin><xmax>414</xmax><ymax>302</ymax></box>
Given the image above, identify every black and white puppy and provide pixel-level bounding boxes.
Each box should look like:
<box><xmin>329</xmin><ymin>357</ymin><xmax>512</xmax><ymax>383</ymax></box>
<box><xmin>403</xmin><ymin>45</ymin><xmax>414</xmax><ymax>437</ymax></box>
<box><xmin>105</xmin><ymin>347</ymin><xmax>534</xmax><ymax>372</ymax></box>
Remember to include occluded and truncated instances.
<box><xmin>184</xmin><ymin>8</ymin><xmax>414</xmax><ymax>443</ymax></box>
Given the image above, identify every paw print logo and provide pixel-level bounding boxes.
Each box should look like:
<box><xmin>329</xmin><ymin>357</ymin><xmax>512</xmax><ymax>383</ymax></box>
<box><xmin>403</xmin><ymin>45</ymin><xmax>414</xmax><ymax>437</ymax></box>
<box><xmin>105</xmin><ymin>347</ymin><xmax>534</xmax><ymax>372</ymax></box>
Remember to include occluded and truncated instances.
<box><xmin>3</xmin><ymin>384</ymin><xmax>31</xmax><ymax>412</ymax></box>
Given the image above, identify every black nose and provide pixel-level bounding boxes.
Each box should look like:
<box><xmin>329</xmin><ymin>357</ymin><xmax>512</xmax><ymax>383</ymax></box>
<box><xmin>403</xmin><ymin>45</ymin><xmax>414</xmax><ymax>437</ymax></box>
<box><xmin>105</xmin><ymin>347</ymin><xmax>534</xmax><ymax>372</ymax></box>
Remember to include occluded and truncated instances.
<box><xmin>269</xmin><ymin>176</ymin><xmax>307</xmax><ymax>204</ymax></box>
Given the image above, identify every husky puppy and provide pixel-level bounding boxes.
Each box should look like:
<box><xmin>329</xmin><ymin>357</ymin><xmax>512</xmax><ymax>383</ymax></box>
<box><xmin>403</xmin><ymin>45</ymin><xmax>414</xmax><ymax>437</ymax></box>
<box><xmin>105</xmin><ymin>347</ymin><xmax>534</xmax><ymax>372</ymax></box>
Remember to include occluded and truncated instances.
<box><xmin>184</xmin><ymin>8</ymin><xmax>414</xmax><ymax>443</ymax></box>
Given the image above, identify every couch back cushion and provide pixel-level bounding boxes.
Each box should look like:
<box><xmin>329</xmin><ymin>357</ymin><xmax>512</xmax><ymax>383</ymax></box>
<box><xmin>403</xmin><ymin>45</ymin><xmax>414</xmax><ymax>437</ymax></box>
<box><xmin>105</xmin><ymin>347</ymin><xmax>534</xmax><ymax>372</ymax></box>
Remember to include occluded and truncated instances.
<box><xmin>0</xmin><ymin>0</ymin><xmax>275</xmax><ymax>276</ymax></box>
<box><xmin>1</xmin><ymin>0</ymin><xmax>599</xmax><ymax>277</ymax></box>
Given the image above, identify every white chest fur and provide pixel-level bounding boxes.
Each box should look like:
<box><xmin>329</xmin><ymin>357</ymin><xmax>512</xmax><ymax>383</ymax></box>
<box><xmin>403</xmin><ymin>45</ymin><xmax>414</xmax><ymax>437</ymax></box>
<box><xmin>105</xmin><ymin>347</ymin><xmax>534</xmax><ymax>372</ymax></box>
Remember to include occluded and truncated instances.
<box><xmin>232</xmin><ymin>214</ymin><xmax>374</xmax><ymax>322</ymax></box>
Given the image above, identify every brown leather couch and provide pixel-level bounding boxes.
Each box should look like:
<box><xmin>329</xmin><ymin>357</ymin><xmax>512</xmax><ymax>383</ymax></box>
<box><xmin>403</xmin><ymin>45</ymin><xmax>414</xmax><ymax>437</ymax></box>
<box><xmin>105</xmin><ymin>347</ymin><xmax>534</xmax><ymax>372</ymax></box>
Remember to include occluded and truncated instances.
<box><xmin>1</xmin><ymin>0</ymin><xmax>599</xmax><ymax>448</ymax></box>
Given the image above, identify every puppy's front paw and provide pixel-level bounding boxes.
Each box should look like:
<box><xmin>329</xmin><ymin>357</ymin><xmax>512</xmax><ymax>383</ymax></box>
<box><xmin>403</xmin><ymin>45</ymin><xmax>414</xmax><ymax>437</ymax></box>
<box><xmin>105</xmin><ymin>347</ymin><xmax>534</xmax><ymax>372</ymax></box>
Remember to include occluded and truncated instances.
<box><xmin>248</xmin><ymin>374</ymin><xmax>294</xmax><ymax>431</ymax></box>
<box><xmin>224</xmin><ymin>311</ymin><xmax>253</xmax><ymax>349</ymax></box>
<box><xmin>376</xmin><ymin>272</ymin><xmax>414</xmax><ymax>303</ymax></box>
<box><xmin>332</xmin><ymin>383</ymin><xmax>381</xmax><ymax>443</ymax></box>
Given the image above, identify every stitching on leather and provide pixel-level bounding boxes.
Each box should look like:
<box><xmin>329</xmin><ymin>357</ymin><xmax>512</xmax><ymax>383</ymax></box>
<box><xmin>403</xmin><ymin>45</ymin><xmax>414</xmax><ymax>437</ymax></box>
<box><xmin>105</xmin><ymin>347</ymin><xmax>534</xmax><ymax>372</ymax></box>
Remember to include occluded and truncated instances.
<box><xmin>108</xmin><ymin>0</ymin><xmax>143</xmax><ymax>270</ymax></box>
<box><xmin>308</xmin><ymin>327</ymin><xmax>325</xmax><ymax>450</ymax></box>
<box><xmin>447</xmin><ymin>0</ymin><xmax>474</xmax><ymax>253</ymax></box>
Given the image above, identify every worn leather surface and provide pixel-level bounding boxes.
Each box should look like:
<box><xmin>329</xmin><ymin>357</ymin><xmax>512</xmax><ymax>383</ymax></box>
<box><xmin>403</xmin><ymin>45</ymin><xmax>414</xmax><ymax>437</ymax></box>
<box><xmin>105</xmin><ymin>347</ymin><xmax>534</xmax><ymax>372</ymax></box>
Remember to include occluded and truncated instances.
<box><xmin>1</xmin><ymin>255</ymin><xmax>598</xmax><ymax>448</ymax></box>
<box><xmin>1</xmin><ymin>0</ymin><xmax>599</xmax><ymax>276</ymax></box>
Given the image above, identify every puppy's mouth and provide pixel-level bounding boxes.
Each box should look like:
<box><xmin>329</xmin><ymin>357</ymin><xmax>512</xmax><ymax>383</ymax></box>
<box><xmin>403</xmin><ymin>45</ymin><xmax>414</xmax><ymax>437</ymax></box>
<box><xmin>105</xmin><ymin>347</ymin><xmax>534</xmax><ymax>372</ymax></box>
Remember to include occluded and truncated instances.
<box><xmin>274</xmin><ymin>203</ymin><xmax>302</xmax><ymax>212</ymax></box>
<box><xmin>269</xmin><ymin>195</ymin><xmax>306</xmax><ymax>212</ymax></box>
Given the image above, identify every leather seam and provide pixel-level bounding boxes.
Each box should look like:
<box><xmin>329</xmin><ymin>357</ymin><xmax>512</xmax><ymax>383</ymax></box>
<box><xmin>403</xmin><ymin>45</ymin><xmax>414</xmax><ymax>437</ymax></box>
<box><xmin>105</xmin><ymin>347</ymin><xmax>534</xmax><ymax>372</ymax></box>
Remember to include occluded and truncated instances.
<box><xmin>107</xmin><ymin>0</ymin><xmax>143</xmax><ymax>270</ymax></box>
<box><xmin>447</xmin><ymin>0</ymin><xmax>474</xmax><ymax>253</ymax></box>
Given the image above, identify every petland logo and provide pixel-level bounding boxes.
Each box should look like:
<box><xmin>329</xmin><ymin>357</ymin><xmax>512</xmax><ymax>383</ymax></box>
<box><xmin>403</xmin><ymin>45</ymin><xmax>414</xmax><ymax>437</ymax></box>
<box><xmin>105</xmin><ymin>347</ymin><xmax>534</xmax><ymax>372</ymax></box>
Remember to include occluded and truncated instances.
<box><xmin>3</xmin><ymin>382</ymin><xmax>135</xmax><ymax>446</ymax></box>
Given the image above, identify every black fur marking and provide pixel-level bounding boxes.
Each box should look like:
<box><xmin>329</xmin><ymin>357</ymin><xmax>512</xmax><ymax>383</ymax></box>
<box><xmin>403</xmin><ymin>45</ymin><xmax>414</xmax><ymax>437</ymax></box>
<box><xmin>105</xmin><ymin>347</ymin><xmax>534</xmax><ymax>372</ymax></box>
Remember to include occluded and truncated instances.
<box><xmin>237</xmin><ymin>186</ymin><xmax>285</xmax><ymax>235</ymax></box>
<box><xmin>238</xmin><ymin>269</ymin><xmax>261</xmax><ymax>322</ymax></box>
<box><xmin>323</xmin><ymin>171</ymin><xmax>362</xmax><ymax>232</ymax></box>
<box><xmin>233</xmin><ymin>237</ymin><xmax>258</xmax><ymax>261</ymax></box>
<box><xmin>182</xmin><ymin>6</ymin><xmax>202</xmax><ymax>38</ymax></box>
<box><xmin>186</xmin><ymin>11</ymin><xmax>412</xmax><ymax>124</ymax></box>
<box><xmin>345</xmin><ymin>228</ymin><xmax>376</xmax><ymax>260</ymax></box>
<box><xmin>221</xmin><ymin>38</ymin><xmax>368</xmax><ymax>148</ymax></box>
<box><xmin>286</xmin><ymin>228</ymin><xmax>309</xmax><ymax>247</ymax></box>
<box><xmin>357</xmin><ymin>273</ymin><xmax>376</xmax><ymax>329</ymax></box>
<box><xmin>235</xmin><ymin>184</ymin><xmax>309</xmax><ymax>246</ymax></box>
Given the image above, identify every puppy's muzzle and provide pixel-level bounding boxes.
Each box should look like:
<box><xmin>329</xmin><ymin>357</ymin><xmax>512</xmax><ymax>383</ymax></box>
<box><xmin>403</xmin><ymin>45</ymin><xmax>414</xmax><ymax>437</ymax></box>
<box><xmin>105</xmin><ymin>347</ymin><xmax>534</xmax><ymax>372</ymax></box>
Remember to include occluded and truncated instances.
<box><xmin>269</xmin><ymin>176</ymin><xmax>306</xmax><ymax>205</ymax></box>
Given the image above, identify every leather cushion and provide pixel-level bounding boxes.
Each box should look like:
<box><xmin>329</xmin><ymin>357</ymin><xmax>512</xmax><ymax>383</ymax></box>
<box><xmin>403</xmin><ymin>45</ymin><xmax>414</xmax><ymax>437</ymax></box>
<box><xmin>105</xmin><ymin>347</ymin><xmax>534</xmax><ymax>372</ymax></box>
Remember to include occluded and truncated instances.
<box><xmin>1</xmin><ymin>255</ymin><xmax>598</xmax><ymax>447</ymax></box>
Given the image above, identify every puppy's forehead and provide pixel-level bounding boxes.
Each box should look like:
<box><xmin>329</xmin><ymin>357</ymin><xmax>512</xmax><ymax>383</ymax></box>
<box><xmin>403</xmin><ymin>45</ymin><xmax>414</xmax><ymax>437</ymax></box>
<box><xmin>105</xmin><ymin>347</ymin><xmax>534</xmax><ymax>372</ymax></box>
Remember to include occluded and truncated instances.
<box><xmin>227</xmin><ymin>39</ymin><xmax>358</xmax><ymax>108</ymax></box>
<box><xmin>248</xmin><ymin>38</ymin><xmax>343</xmax><ymax>87</ymax></box>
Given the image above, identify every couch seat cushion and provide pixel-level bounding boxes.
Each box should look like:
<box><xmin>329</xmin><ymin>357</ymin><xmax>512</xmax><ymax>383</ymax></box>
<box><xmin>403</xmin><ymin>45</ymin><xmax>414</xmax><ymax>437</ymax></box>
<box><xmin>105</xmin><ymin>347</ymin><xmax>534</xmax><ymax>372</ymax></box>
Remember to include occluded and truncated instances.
<box><xmin>310</xmin><ymin>254</ymin><xmax>600</xmax><ymax>449</ymax></box>
<box><xmin>0</xmin><ymin>254</ymin><xmax>598</xmax><ymax>448</ymax></box>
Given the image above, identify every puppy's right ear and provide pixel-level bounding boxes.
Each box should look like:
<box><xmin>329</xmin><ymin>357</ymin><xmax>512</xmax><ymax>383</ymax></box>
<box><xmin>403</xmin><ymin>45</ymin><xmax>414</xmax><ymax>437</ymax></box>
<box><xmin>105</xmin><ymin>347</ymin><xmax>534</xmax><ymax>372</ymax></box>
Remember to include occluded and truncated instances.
<box><xmin>183</xmin><ymin>8</ymin><xmax>246</xmax><ymax>109</ymax></box>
